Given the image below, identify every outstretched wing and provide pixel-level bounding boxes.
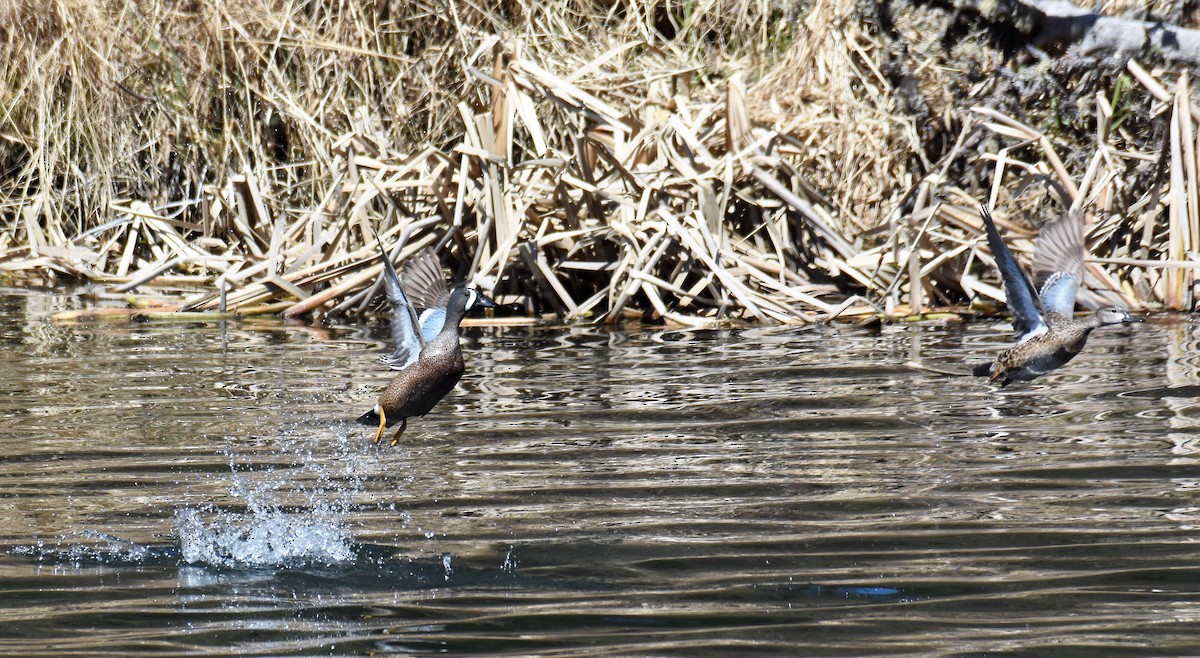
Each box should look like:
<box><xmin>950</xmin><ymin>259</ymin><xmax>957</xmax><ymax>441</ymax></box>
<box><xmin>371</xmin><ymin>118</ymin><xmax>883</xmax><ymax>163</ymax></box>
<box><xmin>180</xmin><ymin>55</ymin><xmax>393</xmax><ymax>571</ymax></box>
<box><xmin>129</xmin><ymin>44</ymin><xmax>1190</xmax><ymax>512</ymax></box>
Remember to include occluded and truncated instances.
<box><xmin>1032</xmin><ymin>209</ymin><xmax>1085</xmax><ymax>317</ymax></box>
<box><xmin>372</xmin><ymin>231</ymin><xmax>425</xmax><ymax>370</ymax></box>
<box><xmin>400</xmin><ymin>248</ymin><xmax>452</xmax><ymax>311</ymax></box>
<box><xmin>979</xmin><ymin>207</ymin><xmax>1048</xmax><ymax>342</ymax></box>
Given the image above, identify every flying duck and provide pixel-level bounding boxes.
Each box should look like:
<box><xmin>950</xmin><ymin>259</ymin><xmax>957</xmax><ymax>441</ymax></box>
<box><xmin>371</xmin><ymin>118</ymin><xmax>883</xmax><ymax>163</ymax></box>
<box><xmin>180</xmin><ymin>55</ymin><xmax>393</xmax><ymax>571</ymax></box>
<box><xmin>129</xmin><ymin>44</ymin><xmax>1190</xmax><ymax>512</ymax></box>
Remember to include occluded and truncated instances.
<box><xmin>358</xmin><ymin>239</ymin><xmax>495</xmax><ymax>445</ymax></box>
<box><xmin>973</xmin><ymin>206</ymin><xmax>1141</xmax><ymax>386</ymax></box>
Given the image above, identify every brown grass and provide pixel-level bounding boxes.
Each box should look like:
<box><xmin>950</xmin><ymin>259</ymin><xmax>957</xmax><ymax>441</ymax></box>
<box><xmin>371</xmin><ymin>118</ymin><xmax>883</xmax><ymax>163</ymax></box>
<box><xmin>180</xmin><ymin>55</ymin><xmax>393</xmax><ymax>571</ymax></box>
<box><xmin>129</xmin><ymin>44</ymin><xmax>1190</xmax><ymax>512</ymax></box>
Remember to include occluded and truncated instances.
<box><xmin>2</xmin><ymin>0</ymin><xmax>1199</xmax><ymax>325</ymax></box>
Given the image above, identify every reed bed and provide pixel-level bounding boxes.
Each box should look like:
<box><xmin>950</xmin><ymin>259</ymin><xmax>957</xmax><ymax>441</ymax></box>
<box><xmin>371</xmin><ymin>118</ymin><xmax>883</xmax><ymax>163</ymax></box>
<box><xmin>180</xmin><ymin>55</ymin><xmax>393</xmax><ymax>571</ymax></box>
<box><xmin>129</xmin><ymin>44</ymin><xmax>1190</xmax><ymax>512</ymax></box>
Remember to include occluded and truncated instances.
<box><xmin>2</xmin><ymin>0</ymin><xmax>1199</xmax><ymax>325</ymax></box>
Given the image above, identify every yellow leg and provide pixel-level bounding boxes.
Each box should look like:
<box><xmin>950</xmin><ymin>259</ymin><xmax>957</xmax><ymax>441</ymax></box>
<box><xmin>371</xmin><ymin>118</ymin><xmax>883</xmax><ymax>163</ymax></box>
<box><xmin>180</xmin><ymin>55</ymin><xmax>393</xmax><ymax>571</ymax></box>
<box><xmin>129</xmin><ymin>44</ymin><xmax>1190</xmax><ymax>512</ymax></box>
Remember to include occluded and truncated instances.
<box><xmin>389</xmin><ymin>418</ymin><xmax>407</xmax><ymax>447</ymax></box>
<box><xmin>372</xmin><ymin>407</ymin><xmax>387</xmax><ymax>445</ymax></box>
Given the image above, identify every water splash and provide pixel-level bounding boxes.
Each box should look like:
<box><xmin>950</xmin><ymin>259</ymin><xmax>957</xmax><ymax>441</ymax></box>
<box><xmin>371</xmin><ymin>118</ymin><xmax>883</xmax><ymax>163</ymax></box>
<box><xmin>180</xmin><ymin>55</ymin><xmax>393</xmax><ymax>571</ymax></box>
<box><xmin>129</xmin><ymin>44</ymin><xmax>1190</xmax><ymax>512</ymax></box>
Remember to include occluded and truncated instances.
<box><xmin>502</xmin><ymin>545</ymin><xmax>519</xmax><ymax>574</ymax></box>
<box><xmin>12</xmin><ymin>531</ymin><xmax>162</xmax><ymax>567</ymax></box>
<box><xmin>175</xmin><ymin>506</ymin><xmax>353</xmax><ymax>568</ymax></box>
<box><xmin>174</xmin><ymin>428</ymin><xmax>364</xmax><ymax>568</ymax></box>
<box><xmin>10</xmin><ymin>427</ymin><xmax>374</xmax><ymax>570</ymax></box>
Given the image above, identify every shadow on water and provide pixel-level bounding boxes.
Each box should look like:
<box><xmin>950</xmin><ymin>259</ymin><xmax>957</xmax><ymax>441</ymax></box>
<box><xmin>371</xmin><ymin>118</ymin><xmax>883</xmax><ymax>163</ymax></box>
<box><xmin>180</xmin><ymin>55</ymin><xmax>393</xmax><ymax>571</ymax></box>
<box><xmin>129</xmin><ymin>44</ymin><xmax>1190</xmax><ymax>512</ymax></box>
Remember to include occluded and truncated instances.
<box><xmin>3</xmin><ymin>291</ymin><xmax>1200</xmax><ymax>655</ymax></box>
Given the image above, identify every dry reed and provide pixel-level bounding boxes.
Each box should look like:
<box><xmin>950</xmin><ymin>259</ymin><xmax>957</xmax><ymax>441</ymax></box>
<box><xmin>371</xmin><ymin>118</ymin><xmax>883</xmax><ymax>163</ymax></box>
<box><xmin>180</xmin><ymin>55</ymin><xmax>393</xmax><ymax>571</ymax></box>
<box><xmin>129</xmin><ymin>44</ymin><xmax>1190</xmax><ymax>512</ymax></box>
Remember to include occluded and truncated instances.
<box><xmin>2</xmin><ymin>1</ymin><xmax>1199</xmax><ymax>325</ymax></box>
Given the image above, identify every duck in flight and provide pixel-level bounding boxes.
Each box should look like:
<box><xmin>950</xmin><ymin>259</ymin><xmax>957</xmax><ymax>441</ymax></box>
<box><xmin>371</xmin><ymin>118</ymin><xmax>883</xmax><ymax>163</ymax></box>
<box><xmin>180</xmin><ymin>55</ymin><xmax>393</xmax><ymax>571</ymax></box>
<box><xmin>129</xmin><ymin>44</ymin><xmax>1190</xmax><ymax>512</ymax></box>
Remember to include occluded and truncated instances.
<box><xmin>358</xmin><ymin>238</ymin><xmax>496</xmax><ymax>445</ymax></box>
<box><xmin>974</xmin><ymin>206</ymin><xmax>1141</xmax><ymax>386</ymax></box>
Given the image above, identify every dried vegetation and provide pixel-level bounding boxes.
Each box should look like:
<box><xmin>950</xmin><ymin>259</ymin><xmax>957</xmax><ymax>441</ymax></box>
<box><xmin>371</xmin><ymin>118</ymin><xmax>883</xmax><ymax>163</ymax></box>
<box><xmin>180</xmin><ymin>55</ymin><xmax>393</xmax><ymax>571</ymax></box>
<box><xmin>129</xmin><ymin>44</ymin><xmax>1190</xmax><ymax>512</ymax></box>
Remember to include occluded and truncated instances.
<box><xmin>2</xmin><ymin>0</ymin><xmax>1200</xmax><ymax>325</ymax></box>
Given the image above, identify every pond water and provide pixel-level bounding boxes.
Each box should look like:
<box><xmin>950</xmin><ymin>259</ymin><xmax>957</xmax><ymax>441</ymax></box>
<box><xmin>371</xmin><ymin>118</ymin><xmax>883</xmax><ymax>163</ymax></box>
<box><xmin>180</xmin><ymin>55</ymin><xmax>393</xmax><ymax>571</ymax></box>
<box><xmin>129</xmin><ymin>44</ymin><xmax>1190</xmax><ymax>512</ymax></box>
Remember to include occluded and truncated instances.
<box><xmin>1</xmin><ymin>289</ymin><xmax>1199</xmax><ymax>656</ymax></box>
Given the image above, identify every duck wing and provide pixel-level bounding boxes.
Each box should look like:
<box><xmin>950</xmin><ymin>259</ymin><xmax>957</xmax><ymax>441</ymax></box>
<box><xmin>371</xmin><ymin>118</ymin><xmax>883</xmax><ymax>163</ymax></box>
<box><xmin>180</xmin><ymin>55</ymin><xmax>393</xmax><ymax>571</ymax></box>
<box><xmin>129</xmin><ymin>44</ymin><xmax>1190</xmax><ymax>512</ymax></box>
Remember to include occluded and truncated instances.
<box><xmin>979</xmin><ymin>207</ymin><xmax>1048</xmax><ymax>342</ymax></box>
<box><xmin>400</xmin><ymin>248</ymin><xmax>452</xmax><ymax>312</ymax></box>
<box><xmin>416</xmin><ymin>308</ymin><xmax>446</xmax><ymax>342</ymax></box>
<box><xmin>1032</xmin><ymin>210</ymin><xmax>1085</xmax><ymax>317</ymax></box>
<box><xmin>373</xmin><ymin>234</ymin><xmax>425</xmax><ymax>371</ymax></box>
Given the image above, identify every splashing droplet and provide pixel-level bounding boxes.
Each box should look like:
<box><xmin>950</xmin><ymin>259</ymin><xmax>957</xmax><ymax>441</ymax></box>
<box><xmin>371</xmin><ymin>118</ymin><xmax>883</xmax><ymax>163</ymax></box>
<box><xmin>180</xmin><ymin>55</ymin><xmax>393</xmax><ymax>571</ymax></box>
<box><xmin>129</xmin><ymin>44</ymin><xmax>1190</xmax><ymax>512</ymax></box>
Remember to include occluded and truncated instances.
<box><xmin>173</xmin><ymin>429</ymin><xmax>363</xmax><ymax>568</ymax></box>
<box><xmin>502</xmin><ymin>545</ymin><xmax>518</xmax><ymax>574</ymax></box>
<box><xmin>175</xmin><ymin>507</ymin><xmax>353</xmax><ymax>568</ymax></box>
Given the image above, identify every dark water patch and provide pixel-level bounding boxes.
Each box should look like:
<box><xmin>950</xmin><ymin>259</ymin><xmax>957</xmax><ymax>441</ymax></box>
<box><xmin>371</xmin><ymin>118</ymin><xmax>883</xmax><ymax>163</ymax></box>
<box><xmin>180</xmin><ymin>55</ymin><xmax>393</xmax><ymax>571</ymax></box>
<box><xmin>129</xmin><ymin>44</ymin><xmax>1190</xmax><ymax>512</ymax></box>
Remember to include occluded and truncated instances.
<box><xmin>988</xmin><ymin>463</ymin><xmax>1200</xmax><ymax>481</ymax></box>
<box><xmin>1118</xmin><ymin>384</ymin><xmax>1200</xmax><ymax>399</ymax></box>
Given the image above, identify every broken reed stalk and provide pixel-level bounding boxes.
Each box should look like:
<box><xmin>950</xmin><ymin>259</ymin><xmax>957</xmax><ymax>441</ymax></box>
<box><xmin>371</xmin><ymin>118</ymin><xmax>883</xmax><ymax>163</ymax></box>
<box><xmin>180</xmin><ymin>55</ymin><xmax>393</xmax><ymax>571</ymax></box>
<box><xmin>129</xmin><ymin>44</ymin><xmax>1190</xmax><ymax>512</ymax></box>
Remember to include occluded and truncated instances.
<box><xmin>2</xmin><ymin>0</ymin><xmax>1198</xmax><ymax>324</ymax></box>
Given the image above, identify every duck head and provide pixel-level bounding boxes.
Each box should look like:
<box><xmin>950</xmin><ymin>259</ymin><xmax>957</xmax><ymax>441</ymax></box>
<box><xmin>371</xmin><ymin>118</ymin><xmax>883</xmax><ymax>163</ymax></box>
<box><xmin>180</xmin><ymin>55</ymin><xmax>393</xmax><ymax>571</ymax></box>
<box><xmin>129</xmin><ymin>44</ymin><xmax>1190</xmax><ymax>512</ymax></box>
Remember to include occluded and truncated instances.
<box><xmin>1094</xmin><ymin>306</ymin><xmax>1142</xmax><ymax>325</ymax></box>
<box><xmin>452</xmin><ymin>287</ymin><xmax>498</xmax><ymax>313</ymax></box>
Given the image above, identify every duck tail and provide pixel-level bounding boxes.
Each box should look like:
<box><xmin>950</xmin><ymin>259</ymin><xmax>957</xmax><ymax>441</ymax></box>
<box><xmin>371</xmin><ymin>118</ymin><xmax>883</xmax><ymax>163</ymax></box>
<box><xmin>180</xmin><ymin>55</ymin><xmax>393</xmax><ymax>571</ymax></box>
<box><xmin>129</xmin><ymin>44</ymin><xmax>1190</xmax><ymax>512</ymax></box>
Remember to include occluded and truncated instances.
<box><xmin>972</xmin><ymin>361</ymin><xmax>994</xmax><ymax>377</ymax></box>
<box><xmin>356</xmin><ymin>408</ymin><xmax>381</xmax><ymax>426</ymax></box>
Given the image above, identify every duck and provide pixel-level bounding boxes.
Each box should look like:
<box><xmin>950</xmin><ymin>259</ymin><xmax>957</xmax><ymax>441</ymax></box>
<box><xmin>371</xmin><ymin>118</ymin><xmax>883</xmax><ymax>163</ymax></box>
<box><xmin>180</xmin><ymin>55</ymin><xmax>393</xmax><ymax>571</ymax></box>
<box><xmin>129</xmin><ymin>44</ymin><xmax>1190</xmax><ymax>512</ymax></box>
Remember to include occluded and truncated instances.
<box><xmin>357</xmin><ymin>238</ymin><xmax>496</xmax><ymax>445</ymax></box>
<box><xmin>973</xmin><ymin>206</ymin><xmax>1141</xmax><ymax>386</ymax></box>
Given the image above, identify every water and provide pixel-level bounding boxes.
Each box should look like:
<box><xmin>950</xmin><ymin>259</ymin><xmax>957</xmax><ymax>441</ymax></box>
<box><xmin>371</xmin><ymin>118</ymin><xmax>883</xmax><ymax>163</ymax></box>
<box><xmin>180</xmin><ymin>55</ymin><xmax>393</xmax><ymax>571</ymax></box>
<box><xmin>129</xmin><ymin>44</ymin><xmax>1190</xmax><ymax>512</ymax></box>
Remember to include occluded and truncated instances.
<box><xmin>2</xmin><ymin>289</ymin><xmax>1200</xmax><ymax>656</ymax></box>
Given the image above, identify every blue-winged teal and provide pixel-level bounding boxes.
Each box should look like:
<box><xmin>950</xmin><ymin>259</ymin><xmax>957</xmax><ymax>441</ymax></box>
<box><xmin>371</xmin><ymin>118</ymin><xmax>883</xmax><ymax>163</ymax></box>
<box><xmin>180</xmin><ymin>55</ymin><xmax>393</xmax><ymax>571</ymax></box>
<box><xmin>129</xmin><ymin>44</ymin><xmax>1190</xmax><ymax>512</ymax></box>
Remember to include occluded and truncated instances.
<box><xmin>357</xmin><ymin>241</ymin><xmax>495</xmax><ymax>445</ymax></box>
<box><xmin>974</xmin><ymin>206</ymin><xmax>1141</xmax><ymax>386</ymax></box>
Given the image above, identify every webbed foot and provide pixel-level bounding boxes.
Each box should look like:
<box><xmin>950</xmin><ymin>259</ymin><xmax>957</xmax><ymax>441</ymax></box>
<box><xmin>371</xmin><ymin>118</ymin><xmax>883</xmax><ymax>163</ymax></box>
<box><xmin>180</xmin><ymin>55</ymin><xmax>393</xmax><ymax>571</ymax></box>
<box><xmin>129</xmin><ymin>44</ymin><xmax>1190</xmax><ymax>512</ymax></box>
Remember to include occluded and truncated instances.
<box><xmin>372</xmin><ymin>408</ymin><xmax>388</xmax><ymax>445</ymax></box>
<box><xmin>389</xmin><ymin>418</ymin><xmax>407</xmax><ymax>447</ymax></box>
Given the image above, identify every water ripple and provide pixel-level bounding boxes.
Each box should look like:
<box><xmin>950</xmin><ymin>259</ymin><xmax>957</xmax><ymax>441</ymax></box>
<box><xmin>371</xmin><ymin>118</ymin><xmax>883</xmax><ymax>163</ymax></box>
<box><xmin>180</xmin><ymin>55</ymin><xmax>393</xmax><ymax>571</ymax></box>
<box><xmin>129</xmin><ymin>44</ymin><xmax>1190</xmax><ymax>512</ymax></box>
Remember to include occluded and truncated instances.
<box><xmin>3</xmin><ymin>292</ymin><xmax>1200</xmax><ymax>655</ymax></box>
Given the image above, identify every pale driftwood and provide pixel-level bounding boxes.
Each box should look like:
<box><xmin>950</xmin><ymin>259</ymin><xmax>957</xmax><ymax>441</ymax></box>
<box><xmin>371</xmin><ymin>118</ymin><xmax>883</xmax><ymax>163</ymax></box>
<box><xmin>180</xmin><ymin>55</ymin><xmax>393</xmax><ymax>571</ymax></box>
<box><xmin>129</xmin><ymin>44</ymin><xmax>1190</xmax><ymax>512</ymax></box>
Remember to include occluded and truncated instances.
<box><xmin>958</xmin><ymin>0</ymin><xmax>1200</xmax><ymax>66</ymax></box>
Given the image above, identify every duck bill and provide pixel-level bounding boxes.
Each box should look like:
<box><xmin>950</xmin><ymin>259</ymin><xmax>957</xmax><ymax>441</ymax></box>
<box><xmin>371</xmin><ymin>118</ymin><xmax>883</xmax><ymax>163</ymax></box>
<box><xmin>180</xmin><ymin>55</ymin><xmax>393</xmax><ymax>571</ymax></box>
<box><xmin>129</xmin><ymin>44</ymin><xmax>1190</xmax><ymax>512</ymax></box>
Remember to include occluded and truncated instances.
<box><xmin>474</xmin><ymin>292</ymin><xmax>499</xmax><ymax>309</ymax></box>
<box><xmin>1125</xmin><ymin>315</ymin><xmax>1145</xmax><ymax>323</ymax></box>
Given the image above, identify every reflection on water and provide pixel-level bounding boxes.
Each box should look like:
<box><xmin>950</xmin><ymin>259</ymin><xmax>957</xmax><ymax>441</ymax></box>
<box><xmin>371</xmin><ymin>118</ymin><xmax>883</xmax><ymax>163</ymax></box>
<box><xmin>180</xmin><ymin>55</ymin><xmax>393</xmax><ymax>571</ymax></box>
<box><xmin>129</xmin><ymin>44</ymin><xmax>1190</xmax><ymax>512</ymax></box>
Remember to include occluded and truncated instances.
<box><xmin>2</xmin><ymin>289</ymin><xmax>1200</xmax><ymax>655</ymax></box>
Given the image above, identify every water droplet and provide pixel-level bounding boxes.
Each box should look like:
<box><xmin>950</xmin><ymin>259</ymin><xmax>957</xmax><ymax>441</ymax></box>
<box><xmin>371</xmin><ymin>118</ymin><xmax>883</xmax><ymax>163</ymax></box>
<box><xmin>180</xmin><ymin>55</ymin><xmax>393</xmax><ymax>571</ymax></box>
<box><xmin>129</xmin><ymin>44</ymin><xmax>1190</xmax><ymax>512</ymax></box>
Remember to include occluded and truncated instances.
<box><xmin>502</xmin><ymin>546</ymin><xmax>518</xmax><ymax>574</ymax></box>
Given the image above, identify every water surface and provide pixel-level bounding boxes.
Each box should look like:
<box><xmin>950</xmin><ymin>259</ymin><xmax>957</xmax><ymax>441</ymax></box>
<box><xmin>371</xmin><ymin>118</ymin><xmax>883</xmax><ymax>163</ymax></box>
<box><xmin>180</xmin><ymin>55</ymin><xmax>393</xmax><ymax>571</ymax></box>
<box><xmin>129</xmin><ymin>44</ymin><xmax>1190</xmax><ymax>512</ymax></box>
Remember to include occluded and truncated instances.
<box><xmin>1</xmin><ymin>289</ymin><xmax>1199</xmax><ymax>656</ymax></box>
